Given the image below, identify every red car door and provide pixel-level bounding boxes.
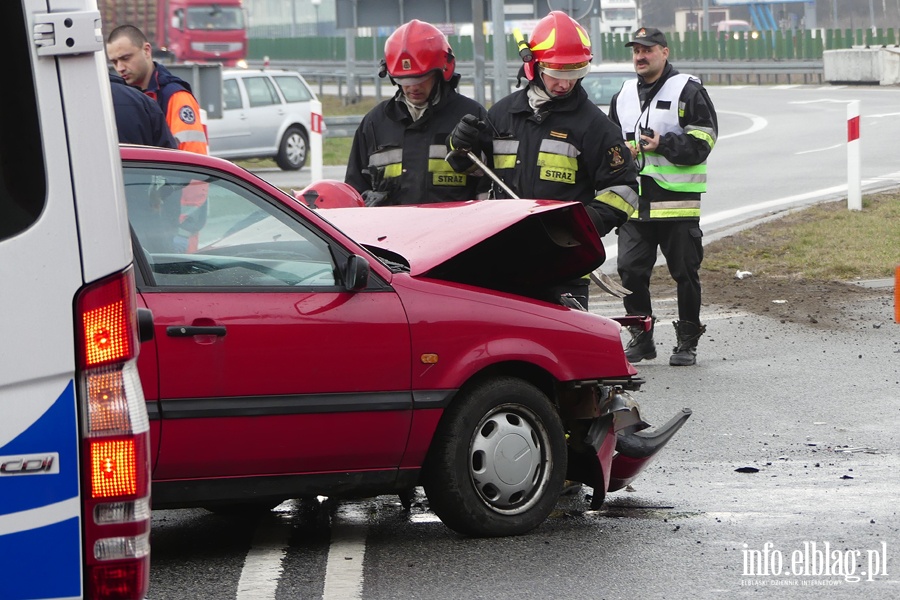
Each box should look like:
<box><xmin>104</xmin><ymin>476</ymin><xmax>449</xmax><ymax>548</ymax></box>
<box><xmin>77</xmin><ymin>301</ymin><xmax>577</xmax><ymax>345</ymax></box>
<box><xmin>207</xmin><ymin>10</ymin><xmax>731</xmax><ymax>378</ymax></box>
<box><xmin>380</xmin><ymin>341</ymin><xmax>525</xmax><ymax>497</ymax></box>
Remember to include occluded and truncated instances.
<box><xmin>124</xmin><ymin>163</ymin><xmax>412</xmax><ymax>482</ymax></box>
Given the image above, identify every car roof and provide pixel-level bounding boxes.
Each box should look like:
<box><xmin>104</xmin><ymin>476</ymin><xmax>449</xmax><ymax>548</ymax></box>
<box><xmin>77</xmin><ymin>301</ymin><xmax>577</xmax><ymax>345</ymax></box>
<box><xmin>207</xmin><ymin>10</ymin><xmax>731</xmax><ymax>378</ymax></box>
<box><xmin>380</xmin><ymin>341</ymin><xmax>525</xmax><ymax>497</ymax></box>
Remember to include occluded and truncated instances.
<box><xmin>222</xmin><ymin>68</ymin><xmax>302</xmax><ymax>77</ymax></box>
<box><xmin>589</xmin><ymin>62</ymin><xmax>635</xmax><ymax>73</ymax></box>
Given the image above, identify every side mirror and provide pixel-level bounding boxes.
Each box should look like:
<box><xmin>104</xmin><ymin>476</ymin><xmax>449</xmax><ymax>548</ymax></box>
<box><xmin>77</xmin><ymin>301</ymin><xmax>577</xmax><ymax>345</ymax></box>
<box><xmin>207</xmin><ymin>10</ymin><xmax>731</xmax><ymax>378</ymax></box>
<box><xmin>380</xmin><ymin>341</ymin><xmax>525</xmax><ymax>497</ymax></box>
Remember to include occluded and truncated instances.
<box><xmin>343</xmin><ymin>254</ymin><xmax>369</xmax><ymax>291</ymax></box>
<box><xmin>137</xmin><ymin>307</ymin><xmax>155</xmax><ymax>343</ymax></box>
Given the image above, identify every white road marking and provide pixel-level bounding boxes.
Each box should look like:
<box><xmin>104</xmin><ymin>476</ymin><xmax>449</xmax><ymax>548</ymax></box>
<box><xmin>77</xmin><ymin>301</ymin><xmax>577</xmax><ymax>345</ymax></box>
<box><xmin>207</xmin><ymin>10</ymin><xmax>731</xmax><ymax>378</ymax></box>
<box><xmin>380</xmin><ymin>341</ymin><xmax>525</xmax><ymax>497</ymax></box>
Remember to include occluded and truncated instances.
<box><xmin>322</xmin><ymin>504</ymin><xmax>368</xmax><ymax>600</ymax></box>
<box><xmin>236</xmin><ymin>517</ymin><xmax>292</xmax><ymax>599</ymax></box>
<box><xmin>796</xmin><ymin>143</ymin><xmax>842</xmax><ymax>155</ymax></box>
<box><xmin>790</xmin><ymin>98</ymin><xmax>851</xmax><ymax>104</ymax></box>
<box><xmin>717</xmin><ymin>110</ymin><xmax>768</xmax><ymax>140</ymax></box>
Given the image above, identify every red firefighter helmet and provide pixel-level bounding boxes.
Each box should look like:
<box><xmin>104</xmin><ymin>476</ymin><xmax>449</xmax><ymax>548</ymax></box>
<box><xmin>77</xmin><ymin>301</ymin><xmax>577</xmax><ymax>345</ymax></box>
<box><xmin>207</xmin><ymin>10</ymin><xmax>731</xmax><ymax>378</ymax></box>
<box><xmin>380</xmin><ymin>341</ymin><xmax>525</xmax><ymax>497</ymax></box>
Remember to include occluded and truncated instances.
<box><xmin>381</xmin><ymin>20</ymin><xmax>456</xmax><ymax>83</ymax></box>
<box><xmin>524</xmin><ymin>11</ymin><xmax>592</xmax><ymax>81</ymax></box>
<box><xmin>294</xmin><ymin>180</ymin><xmax>365</xmax><ymax>209</ymax></box>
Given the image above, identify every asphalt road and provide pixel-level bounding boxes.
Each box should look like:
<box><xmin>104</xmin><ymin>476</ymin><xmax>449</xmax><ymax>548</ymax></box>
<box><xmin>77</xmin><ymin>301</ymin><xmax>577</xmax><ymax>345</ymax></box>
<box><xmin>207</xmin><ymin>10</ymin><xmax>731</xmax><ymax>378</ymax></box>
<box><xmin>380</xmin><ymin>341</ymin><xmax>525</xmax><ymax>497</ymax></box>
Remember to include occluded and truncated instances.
<box><xmin>146</xmin><ymin>84</ymin><xmax>900</xmax><ymax>599</ymax></box>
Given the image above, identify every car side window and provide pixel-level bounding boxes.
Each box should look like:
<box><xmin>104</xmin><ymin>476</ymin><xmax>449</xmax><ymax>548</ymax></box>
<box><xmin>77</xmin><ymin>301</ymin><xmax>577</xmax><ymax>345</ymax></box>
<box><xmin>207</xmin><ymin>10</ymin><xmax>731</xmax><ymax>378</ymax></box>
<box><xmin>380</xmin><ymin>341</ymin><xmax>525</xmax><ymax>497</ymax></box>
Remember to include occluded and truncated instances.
<box><xmin>244</xmin><ymin>76</ymin><xmax>280</xmax><ymax>108</ymax></box>
<box><xmin>125</xmin><ymin>165</ymin><xmax>338</xmax><ymax>288</ymax></box>
<box><xmin>274</xmin><ymin>75</ymin><xmax>312</xmax><ymax>103</ymax></box>
<box><xmin>223</xmin><ymin>79</ymin><xmax>242</xmax><ymax>110</ymax></box>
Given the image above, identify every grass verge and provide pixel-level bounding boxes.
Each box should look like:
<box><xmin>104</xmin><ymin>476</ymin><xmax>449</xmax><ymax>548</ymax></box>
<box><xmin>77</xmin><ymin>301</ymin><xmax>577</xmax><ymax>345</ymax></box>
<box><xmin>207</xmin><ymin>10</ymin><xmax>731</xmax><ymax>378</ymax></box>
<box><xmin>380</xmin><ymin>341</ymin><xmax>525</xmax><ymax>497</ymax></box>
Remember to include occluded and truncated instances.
<box><xmin>703</xmin><ymin>193</ymin><xmax>900</xmax><ymax>281</ymax></box>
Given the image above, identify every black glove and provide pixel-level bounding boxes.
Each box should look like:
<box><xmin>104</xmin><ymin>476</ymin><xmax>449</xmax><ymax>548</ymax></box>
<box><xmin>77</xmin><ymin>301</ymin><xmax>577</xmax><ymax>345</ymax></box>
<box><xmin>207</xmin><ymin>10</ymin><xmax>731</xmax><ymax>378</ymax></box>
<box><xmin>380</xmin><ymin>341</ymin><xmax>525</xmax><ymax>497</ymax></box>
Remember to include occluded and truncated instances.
<box><xmin>447</xmin><ymin>114</ymin><xmax>486</xmax><ymax>154</ymax></box>
<box><xmin>585</xmin><ymin>205</ymin><xmax>609</xmax><ymax>237</ymax></box>
<box><xmin>362</xmin><ymin>190</ymin><xmax>390</xmax><ymax>207</ymax></box>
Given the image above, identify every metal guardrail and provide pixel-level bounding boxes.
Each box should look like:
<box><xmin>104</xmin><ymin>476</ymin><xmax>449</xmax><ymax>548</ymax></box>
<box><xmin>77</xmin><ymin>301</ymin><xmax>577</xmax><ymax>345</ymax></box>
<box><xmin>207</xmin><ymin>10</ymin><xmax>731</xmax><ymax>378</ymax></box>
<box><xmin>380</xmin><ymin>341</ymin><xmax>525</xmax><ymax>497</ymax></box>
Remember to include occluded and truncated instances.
<box><xmin>313</xmin><ymin>59</ymin><xmax>825</xmax><ymax>138</ymax></box>
<box><xmin>257</xmin><ymin>59</ymin><xmax>825</xmax><ymax>91</ymax></box>
<box><xmin>323</xmin><ymin>115</ymin><xmax>365</xmax><ymax>138</ymax></box>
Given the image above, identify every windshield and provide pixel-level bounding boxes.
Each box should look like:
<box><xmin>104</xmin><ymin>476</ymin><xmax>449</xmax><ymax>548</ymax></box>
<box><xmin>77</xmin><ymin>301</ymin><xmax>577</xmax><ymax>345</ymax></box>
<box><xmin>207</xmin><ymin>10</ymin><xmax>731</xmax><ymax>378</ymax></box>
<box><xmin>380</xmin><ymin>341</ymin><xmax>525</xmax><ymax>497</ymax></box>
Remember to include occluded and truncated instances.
<box><xmin>186</xmin><ymin>6</ymin><xmax>244</xmax><ymax>30</ymax></box>
<box><xmin>582</xmin><ymin>72</ymin><xmax>635</xmax><ymax>106</ymax></box>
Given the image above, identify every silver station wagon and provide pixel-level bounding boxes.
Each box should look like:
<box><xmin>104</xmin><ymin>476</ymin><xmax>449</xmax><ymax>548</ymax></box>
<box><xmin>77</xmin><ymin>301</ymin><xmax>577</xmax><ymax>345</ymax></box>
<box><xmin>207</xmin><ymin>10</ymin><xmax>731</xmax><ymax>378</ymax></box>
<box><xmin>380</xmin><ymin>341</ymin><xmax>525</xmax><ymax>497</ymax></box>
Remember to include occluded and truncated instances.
<box><xmin>206</xmin><ymin>68</ymin><xmax>321</xmax><ymax>170</ymax></box>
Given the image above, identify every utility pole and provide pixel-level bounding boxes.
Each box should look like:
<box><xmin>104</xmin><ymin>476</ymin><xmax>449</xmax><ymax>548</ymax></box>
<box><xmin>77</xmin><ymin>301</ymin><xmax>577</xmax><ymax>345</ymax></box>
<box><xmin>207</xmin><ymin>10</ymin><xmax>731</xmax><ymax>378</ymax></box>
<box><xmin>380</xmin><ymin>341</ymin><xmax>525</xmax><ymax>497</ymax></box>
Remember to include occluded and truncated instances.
<box><xmin>472</xmin><ymin>0</ymin><xmax>486</xmax><ymax>106</ymax></box>
<box><xmin>491</xmin><ymin>0</ymin><xmax>508</xmax><ymax>103</ymax></box>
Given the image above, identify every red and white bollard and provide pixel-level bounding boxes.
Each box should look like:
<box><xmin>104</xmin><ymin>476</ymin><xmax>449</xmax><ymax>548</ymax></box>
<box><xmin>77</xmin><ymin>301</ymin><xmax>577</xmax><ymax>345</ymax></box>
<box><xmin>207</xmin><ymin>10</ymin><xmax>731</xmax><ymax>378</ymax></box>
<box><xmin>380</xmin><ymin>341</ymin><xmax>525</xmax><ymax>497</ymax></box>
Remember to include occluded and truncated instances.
<box><xmin>847</xmin><ymin>100</ymin><xmax>861</xmax><ymax>211</ymax></box>
<box><xmin>310</xmin><ymin>98</ymin><xmax>323</xmax><ymax>182</ymax></box>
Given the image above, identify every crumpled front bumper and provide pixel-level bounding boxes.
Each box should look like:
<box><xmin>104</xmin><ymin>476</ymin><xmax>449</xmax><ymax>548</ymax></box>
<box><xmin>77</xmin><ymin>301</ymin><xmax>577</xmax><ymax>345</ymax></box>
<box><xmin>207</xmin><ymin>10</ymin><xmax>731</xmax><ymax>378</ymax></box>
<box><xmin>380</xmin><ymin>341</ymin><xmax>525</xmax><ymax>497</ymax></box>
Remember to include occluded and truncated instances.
<box><xmin>562</xmin><ymin>386</ymin><xmax>692</xmax><ymax>509</ymax></box>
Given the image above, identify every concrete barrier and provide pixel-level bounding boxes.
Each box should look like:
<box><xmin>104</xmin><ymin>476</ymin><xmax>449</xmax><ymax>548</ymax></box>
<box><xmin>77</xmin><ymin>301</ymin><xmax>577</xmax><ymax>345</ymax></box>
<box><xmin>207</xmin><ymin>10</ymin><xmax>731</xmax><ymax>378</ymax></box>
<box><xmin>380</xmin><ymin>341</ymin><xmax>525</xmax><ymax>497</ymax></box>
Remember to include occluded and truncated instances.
<box><xmin>824</xmin><ymin>47</ymin><xmax>900</xmax><ymax>85</ymax></box>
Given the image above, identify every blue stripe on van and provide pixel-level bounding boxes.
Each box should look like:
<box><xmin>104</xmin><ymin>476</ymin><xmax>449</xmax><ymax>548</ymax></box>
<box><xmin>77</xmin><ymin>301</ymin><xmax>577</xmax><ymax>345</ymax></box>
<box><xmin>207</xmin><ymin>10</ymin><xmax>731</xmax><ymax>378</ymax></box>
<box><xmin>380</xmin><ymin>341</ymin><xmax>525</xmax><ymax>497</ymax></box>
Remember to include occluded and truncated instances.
<box><xmin>0</xmin><ymin>380</ymin><xmax>81</xmax><ymax>514</ymax></box>
<box><xmin>0</xmin><ymin>380</ymin><xmax>82</xmax><ymax>599</ymax></box>
<box><xmin>2</xmin><ymin>517</ymin><xmax>82</xmax><ymax>599</ymax></box>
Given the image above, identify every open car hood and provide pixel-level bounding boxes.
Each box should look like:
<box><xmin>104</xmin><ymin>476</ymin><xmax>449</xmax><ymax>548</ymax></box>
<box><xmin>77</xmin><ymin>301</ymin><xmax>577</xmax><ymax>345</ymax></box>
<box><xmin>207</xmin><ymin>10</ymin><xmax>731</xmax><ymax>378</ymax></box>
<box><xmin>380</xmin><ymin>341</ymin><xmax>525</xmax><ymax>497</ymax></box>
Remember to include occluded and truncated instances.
<box><xmin>322</xmin><ymin>200</ymin><xmax>605</xmax><ymax>293</ymax></box>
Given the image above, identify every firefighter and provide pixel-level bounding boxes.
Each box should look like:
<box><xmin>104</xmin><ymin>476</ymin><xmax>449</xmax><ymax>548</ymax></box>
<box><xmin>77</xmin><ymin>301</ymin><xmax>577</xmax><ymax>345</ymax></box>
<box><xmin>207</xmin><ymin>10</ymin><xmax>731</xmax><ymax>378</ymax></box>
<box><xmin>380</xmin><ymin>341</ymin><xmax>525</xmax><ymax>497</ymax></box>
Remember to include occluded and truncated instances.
<box><xmin>607</xmin><ymin>28</ymin><xmax>718</xmax><ymax>366</ymax></box>
<box><xmin>446</xmin><ymin>11</ymin><xmax>639</xmax><ymax>309</ymax></box>
<box><xmin>107</xmin><ymin>24</ymin><xmax>209</xmax><ymax>252</ymax></box>
<box><xmin>345</xmin><ymin>20</ymin><xmax>492</xmax><ymax>206</ymax></box>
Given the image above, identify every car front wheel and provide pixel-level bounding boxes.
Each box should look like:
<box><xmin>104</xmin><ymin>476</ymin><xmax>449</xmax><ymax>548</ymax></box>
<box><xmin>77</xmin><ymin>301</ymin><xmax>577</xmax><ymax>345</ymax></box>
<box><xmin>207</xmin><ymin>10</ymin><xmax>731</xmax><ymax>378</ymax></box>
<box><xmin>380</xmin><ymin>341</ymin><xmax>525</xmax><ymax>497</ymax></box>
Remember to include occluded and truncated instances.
<box><xmin>276</xmin><ymin>126</ymin><xmax>308</xmax><ymax>170</ymax></box>
<box><xmin>422</xmin><ymin>377</ymin><xmax>566</xmax><ymax>537</ymax></box>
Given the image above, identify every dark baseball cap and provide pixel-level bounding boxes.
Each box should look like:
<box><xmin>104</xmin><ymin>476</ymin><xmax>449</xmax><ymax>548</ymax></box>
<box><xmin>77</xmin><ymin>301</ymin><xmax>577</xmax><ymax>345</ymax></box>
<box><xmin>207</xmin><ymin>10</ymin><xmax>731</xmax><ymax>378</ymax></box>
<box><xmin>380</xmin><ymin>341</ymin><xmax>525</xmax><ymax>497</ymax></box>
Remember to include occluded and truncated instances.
<box><xmin>625</xmin><ymin>27</ymin><xmax>668</xmax><ymax>48</ymax></box>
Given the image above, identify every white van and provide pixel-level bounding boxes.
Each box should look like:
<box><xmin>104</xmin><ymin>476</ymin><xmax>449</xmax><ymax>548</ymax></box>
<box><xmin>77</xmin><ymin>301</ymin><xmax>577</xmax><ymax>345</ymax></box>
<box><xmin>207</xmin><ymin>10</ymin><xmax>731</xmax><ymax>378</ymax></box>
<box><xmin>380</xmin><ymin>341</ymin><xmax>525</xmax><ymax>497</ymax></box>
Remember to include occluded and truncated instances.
<box><xmin>0</xmin><ymin>1</ymin><xmax>151</xmax><ymax>598</ymax></box>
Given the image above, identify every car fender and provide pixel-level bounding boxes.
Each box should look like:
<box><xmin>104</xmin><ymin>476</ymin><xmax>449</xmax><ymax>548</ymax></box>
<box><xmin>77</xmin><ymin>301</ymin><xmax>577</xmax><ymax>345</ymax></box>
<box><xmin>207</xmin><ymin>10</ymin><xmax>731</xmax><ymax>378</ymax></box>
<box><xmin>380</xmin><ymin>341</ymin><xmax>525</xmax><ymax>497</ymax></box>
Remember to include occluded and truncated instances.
<box><xmin>393</xmin><ymin>275</ymin><xmax>634</xmax><ymax>390</ymax></box>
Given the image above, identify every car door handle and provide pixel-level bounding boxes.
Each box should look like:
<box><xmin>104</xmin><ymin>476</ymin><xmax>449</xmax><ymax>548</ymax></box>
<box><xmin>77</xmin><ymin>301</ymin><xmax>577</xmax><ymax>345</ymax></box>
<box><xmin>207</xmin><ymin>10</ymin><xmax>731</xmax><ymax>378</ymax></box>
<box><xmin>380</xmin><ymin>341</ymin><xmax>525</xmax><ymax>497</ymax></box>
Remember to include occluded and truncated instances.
<box><xmin>166</xmin><ymin>325</ymin><xmax>227</xmax><ymax>337</ymax></box>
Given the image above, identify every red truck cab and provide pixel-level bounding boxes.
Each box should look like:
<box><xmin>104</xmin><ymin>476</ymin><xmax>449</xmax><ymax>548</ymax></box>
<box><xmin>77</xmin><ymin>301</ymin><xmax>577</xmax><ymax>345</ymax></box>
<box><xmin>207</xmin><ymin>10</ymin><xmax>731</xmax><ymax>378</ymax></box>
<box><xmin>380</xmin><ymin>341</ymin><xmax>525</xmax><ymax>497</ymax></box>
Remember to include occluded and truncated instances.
<box><xmin>159</xmin><ymin>0</ymin><xmax>246</xmax><ymax>65</ymax></box>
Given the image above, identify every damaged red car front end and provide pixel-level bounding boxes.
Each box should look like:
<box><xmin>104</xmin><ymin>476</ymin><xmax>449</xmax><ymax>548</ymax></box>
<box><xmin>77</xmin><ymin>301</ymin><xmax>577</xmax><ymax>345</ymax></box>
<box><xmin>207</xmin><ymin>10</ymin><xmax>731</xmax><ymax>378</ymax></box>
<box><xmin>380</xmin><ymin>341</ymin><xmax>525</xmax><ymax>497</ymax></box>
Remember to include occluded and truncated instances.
<box><xmin>325</xmin><ymin>200</ymin><xmax>692</xmax><ymax>521</ymax></box>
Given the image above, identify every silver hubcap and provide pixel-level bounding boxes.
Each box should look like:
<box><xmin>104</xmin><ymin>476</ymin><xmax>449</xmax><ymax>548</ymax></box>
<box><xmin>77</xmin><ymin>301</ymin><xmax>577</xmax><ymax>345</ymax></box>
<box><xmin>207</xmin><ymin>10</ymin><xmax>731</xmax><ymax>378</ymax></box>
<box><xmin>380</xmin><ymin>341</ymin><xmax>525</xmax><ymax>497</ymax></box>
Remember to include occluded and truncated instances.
<box><xmin>285</xmin><ymin>133</ymin><xmax>306</xmax><ymax>167</ymax></box>
<box><xmin>468</xmin><ymin>405</ymin><xmax>552</xmax><ymax>515</ymax></box>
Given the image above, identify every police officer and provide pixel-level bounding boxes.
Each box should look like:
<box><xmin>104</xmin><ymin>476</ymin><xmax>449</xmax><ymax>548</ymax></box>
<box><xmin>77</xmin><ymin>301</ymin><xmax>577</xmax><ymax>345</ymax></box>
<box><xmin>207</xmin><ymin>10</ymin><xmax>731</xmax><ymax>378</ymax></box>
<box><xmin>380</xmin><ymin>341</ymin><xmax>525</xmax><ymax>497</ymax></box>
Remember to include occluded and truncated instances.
<box><xmin>448</xmin><ymin>11</ymin><xmax>639</xmax><ymax>309</ymax></box>
<box><xmin>345</xmin><ymin>20</ymin><xmax>491</xmax><ymax>206</ymax></box>
<box><xmin>109</xmin><ymin>73</ymin><xmax>177</xmax><ymax>148</ymax></box>
<box><xmin>608</xmin><ymin>27</ymin><xmax>718</xmax><ymax>366</ymax></box>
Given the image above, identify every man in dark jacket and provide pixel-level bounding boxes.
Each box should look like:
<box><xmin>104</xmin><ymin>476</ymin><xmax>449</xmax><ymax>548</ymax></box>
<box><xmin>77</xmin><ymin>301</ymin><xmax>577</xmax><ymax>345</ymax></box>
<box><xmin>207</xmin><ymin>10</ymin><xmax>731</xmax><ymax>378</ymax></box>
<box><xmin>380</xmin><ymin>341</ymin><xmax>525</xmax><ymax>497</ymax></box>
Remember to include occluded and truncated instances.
<box><xmin>109</xmin><ymin>73</ymin><xmax>177</xmax><ymax>148</ymax></box>
<box><xmin>447</xmin><ymin>11</ymin><xmax>639</xmax><ymax>309</ymax></box>
<box><xmin>608</xmin><ymin>27</ymin><xmax>718</xmax><ymax>366</ymax></box>
<box><xmin>345</xmin><ymin>20</ymin><xmax>491</xmax><ymax>206</ymax></box>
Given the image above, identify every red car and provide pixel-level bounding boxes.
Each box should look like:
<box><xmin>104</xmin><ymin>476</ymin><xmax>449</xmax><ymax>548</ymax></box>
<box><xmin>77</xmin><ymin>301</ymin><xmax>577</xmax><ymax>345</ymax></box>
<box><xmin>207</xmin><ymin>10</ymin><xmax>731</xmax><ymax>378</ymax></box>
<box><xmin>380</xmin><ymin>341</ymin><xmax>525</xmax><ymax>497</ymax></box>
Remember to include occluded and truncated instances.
<box><xmin>122</xmin><ymin>146</ymin><xmax>689</xmax><ymax>537</ymax></box>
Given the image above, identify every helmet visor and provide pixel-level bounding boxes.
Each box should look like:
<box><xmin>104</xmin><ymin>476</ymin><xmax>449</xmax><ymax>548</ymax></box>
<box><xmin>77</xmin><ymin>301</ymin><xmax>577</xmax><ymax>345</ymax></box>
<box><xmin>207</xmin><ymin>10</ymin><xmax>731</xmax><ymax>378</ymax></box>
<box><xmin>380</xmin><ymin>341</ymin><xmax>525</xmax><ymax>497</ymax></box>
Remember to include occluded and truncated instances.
<box><xmin>538</xmin><ymin>61</ymin><xmax>590</xmax><ymax>80</ymax></box>
<box><xmin>392</xmin><ymin>73</ymin><xmax>434</xmax><ymax>86</ymax></box>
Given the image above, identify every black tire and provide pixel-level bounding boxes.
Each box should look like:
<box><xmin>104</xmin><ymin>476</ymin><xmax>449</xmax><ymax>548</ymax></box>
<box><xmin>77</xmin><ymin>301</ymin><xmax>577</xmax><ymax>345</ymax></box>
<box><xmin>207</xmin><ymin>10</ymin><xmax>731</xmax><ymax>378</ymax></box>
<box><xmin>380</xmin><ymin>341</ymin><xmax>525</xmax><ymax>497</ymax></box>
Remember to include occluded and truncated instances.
<box><xmin>275</xmin><ymin>126</ymin><xmax>308</xmax><ymax>171</ymax></box>
<box><xmin>422</xmin><ymin>377</ymin><xmax>567</xmax><ymax>537</ymax></box>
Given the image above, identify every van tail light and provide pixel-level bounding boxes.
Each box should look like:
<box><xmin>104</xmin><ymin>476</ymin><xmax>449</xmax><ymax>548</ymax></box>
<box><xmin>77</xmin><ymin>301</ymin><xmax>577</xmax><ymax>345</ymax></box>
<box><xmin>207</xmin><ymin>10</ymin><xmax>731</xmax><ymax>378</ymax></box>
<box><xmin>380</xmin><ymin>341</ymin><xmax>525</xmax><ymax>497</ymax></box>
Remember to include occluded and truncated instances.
<box><xmin>76</xmin><ymin>267</ymin><xmax>151</xmax><ymax>600</ymax></box>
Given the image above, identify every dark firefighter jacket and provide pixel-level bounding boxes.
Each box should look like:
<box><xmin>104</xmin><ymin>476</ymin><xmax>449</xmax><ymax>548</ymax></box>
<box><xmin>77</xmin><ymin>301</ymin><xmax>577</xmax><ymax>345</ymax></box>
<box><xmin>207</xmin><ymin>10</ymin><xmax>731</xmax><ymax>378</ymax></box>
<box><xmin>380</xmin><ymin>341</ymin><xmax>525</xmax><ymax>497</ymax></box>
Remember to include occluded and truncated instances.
<box><xmin>486</xmin><ymin>84</ymin><xmax>639</xmax><ymax>236</ymax></box>
<box><xmin>345</xmin><ymin>83</ymin><xmax>491</xmax><ymax>204</ymax></box>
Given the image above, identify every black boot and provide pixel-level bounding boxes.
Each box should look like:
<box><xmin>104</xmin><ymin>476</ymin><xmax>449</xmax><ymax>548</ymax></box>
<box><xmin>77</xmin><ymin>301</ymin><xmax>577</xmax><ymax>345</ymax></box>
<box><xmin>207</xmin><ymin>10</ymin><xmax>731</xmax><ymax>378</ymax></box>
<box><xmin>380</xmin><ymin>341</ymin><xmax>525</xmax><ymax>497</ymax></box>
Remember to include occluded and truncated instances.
<box><xmin>670</xmin><ymin>320</ymin><xmax>706</xmax><ymax>366</ymax></box>
<box><xmin>624</xmin><ymin>316</ymin><xmax>656</xmax><ymax>363</ymax></box>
